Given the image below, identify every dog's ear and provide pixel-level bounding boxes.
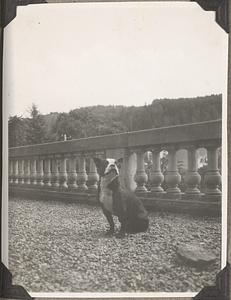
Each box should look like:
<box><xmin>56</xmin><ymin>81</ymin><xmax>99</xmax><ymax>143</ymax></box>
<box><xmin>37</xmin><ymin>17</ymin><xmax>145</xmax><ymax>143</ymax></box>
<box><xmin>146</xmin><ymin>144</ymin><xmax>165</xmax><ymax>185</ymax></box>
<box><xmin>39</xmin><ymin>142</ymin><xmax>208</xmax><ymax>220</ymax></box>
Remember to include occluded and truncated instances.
<box><xmin>116</xmin><ymin>157</ymin><xmax>123</xmax><ymax>169</ymax></box>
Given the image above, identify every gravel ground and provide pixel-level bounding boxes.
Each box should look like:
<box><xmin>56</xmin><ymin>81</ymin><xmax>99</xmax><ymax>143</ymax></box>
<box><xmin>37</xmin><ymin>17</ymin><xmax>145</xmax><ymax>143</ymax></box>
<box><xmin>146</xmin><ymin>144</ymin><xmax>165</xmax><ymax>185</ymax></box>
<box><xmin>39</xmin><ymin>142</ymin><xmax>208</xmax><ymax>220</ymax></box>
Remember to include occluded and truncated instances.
<box><xmin>9</xmin><ymin>197</ymin><xmax>221</xmax><ymax>293</ymax></box>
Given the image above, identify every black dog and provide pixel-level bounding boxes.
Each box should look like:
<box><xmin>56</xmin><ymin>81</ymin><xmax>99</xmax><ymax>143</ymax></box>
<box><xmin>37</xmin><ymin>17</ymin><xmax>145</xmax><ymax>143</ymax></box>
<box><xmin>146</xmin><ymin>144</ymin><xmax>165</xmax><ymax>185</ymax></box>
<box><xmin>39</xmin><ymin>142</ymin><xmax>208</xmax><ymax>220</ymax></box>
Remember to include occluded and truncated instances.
<box><xmin>93</xmin><ymin>157</ymin><xmax>149</xmax><ymax>238</ymax></box>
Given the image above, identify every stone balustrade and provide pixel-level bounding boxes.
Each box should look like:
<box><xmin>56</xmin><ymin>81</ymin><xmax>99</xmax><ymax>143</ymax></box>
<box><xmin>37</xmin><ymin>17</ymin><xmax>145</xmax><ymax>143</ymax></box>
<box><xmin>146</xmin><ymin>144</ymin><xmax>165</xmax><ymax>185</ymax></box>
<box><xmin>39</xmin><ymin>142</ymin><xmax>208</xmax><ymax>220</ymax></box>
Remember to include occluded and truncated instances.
<box><xmin>8</xmin><ymin>120</ymin><xmax>222</xmax><ymax>215</ymax></box>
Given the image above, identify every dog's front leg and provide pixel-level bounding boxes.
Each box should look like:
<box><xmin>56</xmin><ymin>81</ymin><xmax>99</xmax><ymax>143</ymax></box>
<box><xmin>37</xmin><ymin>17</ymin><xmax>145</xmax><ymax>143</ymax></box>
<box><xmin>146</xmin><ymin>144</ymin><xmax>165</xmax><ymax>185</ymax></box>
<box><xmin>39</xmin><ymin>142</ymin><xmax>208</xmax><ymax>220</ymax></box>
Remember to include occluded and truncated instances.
<box><xmin>102</xmin><ymin>208</ymin><xmax>115</xmax><ymax>235</ymax></box>
<box><xmin>116</xmin><ymin>214</ymin><xmax>128</xmax><ymax>238</ymax></box>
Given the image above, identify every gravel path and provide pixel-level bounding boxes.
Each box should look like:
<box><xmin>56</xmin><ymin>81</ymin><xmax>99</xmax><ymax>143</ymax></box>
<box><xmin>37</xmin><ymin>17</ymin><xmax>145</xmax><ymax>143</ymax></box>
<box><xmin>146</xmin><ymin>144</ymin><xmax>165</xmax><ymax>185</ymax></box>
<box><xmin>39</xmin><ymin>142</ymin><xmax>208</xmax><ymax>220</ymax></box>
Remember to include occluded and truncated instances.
<box><xmin>9</xmin><ymin>197</ymin><xmax>221</xmax><ymax>293</ymax></box>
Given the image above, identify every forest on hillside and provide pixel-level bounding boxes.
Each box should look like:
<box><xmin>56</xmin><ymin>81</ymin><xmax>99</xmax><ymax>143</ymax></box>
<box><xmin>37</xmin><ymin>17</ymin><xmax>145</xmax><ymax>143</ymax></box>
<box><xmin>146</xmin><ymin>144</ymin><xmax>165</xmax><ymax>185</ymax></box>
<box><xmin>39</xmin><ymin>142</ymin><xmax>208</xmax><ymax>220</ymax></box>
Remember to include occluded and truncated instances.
<box><xmin>9</xmin><ymin>94</ymin><xmax>222</xmax><ymax>147</ymax></box>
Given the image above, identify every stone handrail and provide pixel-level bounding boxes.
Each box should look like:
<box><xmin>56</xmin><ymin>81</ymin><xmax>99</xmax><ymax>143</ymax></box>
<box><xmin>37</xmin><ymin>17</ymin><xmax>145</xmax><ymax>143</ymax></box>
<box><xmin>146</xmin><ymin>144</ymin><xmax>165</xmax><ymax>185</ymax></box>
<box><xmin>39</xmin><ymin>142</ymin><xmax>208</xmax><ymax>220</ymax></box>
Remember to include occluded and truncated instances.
<box><xmin>9</xmin><ymin>119</ymin><xmax>221</xmax><ymax>157</ymax></box>
<box><xmin>9</xmin><ymin>119</ymin><xmax>222</xmax><ymax>214</ymax></box>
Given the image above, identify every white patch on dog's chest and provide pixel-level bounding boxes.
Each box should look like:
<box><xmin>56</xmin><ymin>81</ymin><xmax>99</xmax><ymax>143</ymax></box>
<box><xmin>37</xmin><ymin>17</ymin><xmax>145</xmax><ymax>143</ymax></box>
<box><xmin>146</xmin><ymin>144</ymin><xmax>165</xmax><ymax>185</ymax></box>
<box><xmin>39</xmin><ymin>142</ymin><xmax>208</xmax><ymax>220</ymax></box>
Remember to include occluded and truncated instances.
<box><xmin>99</xmin><ymin>177</ymin><xmax>113</xmax><ymax>213</ymax></box>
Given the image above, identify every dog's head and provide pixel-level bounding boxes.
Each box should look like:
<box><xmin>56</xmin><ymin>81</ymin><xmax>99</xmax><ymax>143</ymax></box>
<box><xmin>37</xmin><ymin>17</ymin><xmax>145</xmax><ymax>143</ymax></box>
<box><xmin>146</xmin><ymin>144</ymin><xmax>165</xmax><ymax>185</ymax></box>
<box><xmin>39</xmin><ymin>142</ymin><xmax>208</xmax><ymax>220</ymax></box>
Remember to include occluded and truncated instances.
<box><xmin>93</xmin><ymin>157</ymin><xmax>123</xmax><ymax>177</ymax></box>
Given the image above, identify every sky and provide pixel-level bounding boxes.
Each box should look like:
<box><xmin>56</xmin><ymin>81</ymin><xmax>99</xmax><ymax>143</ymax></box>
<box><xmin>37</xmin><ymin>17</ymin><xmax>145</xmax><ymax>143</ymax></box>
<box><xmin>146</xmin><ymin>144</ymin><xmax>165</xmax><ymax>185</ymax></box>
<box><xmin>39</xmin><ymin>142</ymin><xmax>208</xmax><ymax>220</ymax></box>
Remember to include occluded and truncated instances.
<box><xmin>3</xmin><ymin>1</ymin><xmax>228</xmax><ymax>117</ymax></box>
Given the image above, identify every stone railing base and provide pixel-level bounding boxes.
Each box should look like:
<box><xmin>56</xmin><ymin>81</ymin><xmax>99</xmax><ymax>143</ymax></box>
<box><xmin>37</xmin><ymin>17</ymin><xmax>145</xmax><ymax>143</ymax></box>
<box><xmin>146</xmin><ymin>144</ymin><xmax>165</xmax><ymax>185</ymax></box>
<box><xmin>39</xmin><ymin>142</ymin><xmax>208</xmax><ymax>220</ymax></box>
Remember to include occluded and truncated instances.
<box><xmin>9</xmin><ymin>186</ymin><xmax>221</xmax><ymax>217</ymax></box>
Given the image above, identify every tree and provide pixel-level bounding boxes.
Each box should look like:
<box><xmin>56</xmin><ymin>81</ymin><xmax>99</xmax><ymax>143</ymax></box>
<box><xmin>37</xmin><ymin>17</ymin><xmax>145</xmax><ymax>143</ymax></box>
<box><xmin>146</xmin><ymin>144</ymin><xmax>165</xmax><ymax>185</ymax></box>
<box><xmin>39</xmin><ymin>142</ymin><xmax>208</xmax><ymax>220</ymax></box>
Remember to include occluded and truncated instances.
<box><xmin>8</xmin><ymin>115</ymin><xmax>28</xmax><ymax>147</ymax></box>
<box><xmin>26</xmin><ymin>104</ymin><xmax>46</xmax><ymax>145</ymax></box>
<box><xmin>9</xmin><ymin>94</ymin><xmax>222</xmax><ymax>146</ymax></box>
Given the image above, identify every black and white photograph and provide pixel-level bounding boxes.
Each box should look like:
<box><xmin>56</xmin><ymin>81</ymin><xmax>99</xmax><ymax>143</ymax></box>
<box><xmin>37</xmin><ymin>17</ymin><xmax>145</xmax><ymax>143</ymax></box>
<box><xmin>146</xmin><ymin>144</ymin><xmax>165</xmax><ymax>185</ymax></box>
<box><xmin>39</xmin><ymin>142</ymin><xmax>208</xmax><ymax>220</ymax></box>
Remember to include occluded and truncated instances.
<box><xmin>2</xmin><ymin>1</ymin><xmax>229</xmax><ymax>297</ymax></box>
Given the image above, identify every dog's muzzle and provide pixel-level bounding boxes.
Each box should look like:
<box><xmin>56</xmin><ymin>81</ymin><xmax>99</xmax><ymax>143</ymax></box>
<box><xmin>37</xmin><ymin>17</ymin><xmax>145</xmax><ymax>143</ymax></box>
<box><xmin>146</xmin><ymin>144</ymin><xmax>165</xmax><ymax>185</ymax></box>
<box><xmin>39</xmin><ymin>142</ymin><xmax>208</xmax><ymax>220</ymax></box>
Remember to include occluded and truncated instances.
<box><xmin>103</xmin><ymin>165</ymin><xmax>119</xmax><ymax>177</ymax></box>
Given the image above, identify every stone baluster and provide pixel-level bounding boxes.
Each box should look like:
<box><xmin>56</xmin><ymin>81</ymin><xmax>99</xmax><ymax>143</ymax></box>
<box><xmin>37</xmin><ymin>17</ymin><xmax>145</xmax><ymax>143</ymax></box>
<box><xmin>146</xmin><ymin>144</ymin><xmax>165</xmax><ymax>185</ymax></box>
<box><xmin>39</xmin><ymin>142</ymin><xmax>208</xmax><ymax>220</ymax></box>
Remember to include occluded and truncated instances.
<box><xmin>59</xmin><ymin>155</ymin><xmax>68</xmax><ymax>189</ymax></box>
<box><xmin>184</xmin><ymin>146</ymin><xmax>201</xmax><ymax>197</ymax></box>
<box><xmin>51</xmin><ymin>156</ymin><xmax>60</xmax><ymax>188</ymax></box>
<box><xmin>77</xmin><ymin>156</ymin><xmax>88</xmax><ymax>192</ymax></box>
<box><xmin>67</xmin><ymin>154</ymin><xmax>78</xmax><ymax>190</ymax></box>
<box><xmin>13</xmin><ymin>159</ymin><xmax>19</xmax><ymax>185</ymax></box>
<box><xmin>9</xmin><ymin>160</ymin><xmax>14</xmax><ymax>184</ymax></box>
<box><xmin>37</xmin><ymin>157</ymin><xmax>44</xmax><ymax>187</ymax></box>
<box><xmin>43</xmin><ymin>156</ymin><xmax>52</xmax><ymax>187</ymax></box>
<box><xmin>24</xmin><ymin>159</ymin><xmax>31</xmax><ymax>186</ymax></box>
<box><xmin>31</xmin><ymin>157</ymin><xmax>37</xmax><ymax>185</ymax></box>
<box><xmin>165</xmin><ymin>147</ymin><xmax>181</xmax><ymax>197</ymax></box>
<box><xmin>149</xmin><ymin>150</ymin><xmax>164</xmax><ymax>195</ymax></box>
<box><xmin>88</xmin><ymin>158</ymin><xmax>99</xmax><ymax>193</ymax></box>
<box><xmin>204</xmin><ymin>145</ymin><xmax>221</xmax><ymax>201</ymax></box>
<box><xmin>134</xmin><ymin>150</ymin><xmax>148</xmax><ymax>195</ymax></box>
<box><xmin>18</xmin><ymin>159</ymin><xmax>25</xmax><ymax>185</ymax></box>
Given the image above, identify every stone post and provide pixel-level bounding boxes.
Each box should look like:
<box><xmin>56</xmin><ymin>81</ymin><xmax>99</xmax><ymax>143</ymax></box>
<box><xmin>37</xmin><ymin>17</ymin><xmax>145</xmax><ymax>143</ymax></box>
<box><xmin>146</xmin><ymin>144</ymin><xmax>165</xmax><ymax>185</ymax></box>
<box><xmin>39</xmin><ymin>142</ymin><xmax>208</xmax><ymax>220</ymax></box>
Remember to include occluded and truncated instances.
<box><xmin>37</xmin><ymin>157</ymin><xmax>44</xmax><ymax>187</ymax></box>
<box><xmin>149</xmin><ymin>150</ymin><xmax>164</xmax><ymax>195</ymax></box>
<box><xmin>77</xmin><ymin>156</ymin><xmax>88</xmax><ymax>192</ymax></box>
<box><xmin>165</xmin><ymin>147</ymin><xmax>181</xmax><ymax>197</ymax></box>
<box><xmin>119</xmin><ymin>150</ymin><xmax>137</xmax><ymax>191</ymax></box>
<box><xmin>18</xmin><ymin>159</ymin><xmax>24</xmax><ymax>185</ymax></box>
<box><xmin>31</xmin><ymin>157</ymin><xmax>37</xmax><ymax>186</ymax></box>
<box><xmin>51</xmin><ymin>156</ymin><xmax>60</xmax><ymax>188</ymax></box>
<box><xmin>59</xmin><ymin>155</ymin><xmax>68</xmax><ymax>189</ymax></box>
<box><xmin>12</xmin><ymin>159</ymin><xmax>19</xmax><ymax>185</ymax></box>
<box><xmin>204</xmin><ymin>145</ymin><xmax>221</xmax><ymax>201</ymax></box>
<box><xmin>44</xmin><ymin>157</ymin><xmax>52</xmax><ymax>188</ymax></box>
<box><xmin>24</xmin><ymin>159</ymin><xmax>31</xmax><ymax>186</ymax></box>
<box><xmin>184</xmin><ymin>146</ymin><xmax>201</xmax><ymax>197</ymax></box>
<box><xmin>88</xmin><ymin>158</ymin><xmax>99</xmax><ymax>193</ymax></box>
<box><xmin>134</xmin><ymin>149</ymin><xmax>148</xmax><ymax>195</ymax></box>
<box><xmin>9</xmin><ymin>160</ymin><xmax>14</xmax><ymax>184</ymax></box>
<box><xmin>67</xmin><ymin>154</ymin><xmax>78</xmax><ymax>190</ymax></box>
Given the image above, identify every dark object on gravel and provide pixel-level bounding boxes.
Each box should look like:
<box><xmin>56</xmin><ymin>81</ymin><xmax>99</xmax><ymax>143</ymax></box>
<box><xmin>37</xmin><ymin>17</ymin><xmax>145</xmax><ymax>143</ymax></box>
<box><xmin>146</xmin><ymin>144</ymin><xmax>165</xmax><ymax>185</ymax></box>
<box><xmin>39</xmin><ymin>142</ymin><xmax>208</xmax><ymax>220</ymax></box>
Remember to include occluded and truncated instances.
<box><xmin>177</xmin><ymin>243</ymin><xmax>216</xmax><ymax>267</ymax></box>
<box><xmin>93</xmin><ymin>157</ymin><xmax>149</xmax><ymax>238</ymax></box>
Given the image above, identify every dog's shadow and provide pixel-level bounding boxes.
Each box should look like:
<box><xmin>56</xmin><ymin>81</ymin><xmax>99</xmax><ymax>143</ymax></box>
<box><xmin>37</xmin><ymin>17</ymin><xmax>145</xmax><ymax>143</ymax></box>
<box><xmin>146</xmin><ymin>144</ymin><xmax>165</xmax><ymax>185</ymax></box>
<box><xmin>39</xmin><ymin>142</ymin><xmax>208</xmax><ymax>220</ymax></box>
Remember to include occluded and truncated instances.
<box><xmin>92</xmin><ymin>226</ymin><xmax>151</xmax><ymax>240</ymax></box>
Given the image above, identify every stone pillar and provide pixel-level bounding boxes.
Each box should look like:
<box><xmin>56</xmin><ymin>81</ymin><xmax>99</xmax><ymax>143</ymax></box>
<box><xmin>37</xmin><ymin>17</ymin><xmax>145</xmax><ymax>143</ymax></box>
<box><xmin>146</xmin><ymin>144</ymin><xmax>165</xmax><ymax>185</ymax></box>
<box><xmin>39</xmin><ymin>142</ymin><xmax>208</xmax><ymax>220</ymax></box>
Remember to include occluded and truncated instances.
<box><xmin>44</xmin><ymin>157</ymin><xmax>52</xmax><ymax>188</ymax></box>
<box><xmin>24</xmin><ymin>159</ymin><xmax>31</xmax><ymax>186</ymax></box>
<box><xmin>184</xmin><ymin>146</ymin><xmax>201</xmax><ymax>197</ymax></box>
<box><xmin>51</xmin><ymin>156</ymin><xmax>60</xmax><ymax>188</ymax></box>
<box><xmin>67</xmin><ymin>155</ymin><xmax>78</xmax><ymax>190</ymax></box>
<box><xmin>59</xmin><ymin>155</ymin><xmax>68</xmax><ymax>189</ymax></box>
<box><xmin>9</xmin><ymin>160</ymin><xmax>14</xmax><ymax>184</ymax></box>
<box><xmin>31</xmin><ymin>157</ymin><xmax>37</xmax><ymax>186</ymax></box>
<box><xmin>18</xmin><ymin>159</ymin><xmax>25</xmax><ymax>185</ymax></box>
<box><xmin>88</xmin><ymin>158</ymin><xmax>99</xmax><ymax>193</ymax></box>
<box><xmin>77</xmin><ymin>156</ymin><xmax>88</xmax><ymax>192</ymax></box>
<box><xmin>37</xmin><ymin>157</ymin><xmax>44</xmax><ymax>187</ymax></box>
<box><xmin>134</xmin><ymin>150</ymin><xmax>148</xmax><ymax>195</ymax></box>
<box><xmin>117</xmin><ymin>150</ymin><xmax>136</xmax><ymax>191</ymax></box>
<box><xmin>204</xmin><ymin>145</ymin><xmax>221</xmax><ymax>201</ymax></box>
<box><xmin>12</xmin><ymin>159</ymin><xmax>19</xmax><ymax>185</ymax></box>
<box><xmin>149</xmin><ymin>150</ymin><xmax>164</xmax><ymax>195</ymax></box>
<box><xmin>165</xmin><ymin>147</ymin><xmax>181</xmax><ymax>196</ymax></box>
